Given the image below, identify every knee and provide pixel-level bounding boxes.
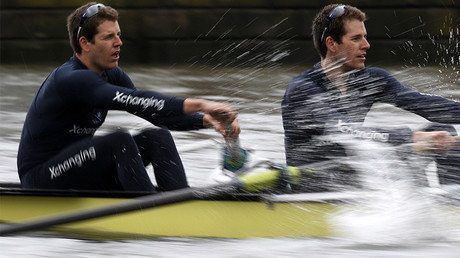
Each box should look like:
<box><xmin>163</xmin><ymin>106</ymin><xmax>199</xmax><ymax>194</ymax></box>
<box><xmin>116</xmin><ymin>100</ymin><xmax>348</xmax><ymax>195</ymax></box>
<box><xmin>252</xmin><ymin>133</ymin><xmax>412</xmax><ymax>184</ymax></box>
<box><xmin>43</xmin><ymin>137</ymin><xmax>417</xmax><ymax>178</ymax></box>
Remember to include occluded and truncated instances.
<box><xmin>139</xmin><ymin>127</ymin><xmax>174</xmax><ymax>143</ymax></box>
<box><xmin>111</xmin><ymin>130</ymin><xmax>135</xmax><ymax>142</ymax></box>
<box><xmin>112</xmin><ymin>130</ymin><xmax>131</xmax><ymax>137</ymax></box>
<box><xmin>99</xmin><ymin>130</ymin><xmax>137</xmax><ymax>148</ymax></box>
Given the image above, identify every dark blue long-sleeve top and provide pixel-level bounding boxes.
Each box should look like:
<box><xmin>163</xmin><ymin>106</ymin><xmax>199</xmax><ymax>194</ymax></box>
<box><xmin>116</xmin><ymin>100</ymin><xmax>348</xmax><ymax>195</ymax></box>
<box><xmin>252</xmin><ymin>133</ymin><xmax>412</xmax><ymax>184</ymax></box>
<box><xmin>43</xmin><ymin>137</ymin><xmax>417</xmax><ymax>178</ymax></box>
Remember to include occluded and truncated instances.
<box><xmin>17</xmin><ymin>56</ymin><xmax>204</xmax><ymax>176</ymax></box>
<box><xmin>282</xmin><ymin>62</ymin><xmax>460</xmax><ymax>166</ymax></box>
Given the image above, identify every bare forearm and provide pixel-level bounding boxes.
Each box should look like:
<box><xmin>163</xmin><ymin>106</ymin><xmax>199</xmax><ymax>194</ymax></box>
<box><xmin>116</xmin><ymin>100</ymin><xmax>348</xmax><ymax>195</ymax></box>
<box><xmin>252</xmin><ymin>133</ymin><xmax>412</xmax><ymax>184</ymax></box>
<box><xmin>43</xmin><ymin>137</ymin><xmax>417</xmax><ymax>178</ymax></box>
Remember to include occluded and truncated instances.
<box><xmin>183</xmin><ymin>98</ymin><xmax>205</xmax><ymax>114</ymax></box>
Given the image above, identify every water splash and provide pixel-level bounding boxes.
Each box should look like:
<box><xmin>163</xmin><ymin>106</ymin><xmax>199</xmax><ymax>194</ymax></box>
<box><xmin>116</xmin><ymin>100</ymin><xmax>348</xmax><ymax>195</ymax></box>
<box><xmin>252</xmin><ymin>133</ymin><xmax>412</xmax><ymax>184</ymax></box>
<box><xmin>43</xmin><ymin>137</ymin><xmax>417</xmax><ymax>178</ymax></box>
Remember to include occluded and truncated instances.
<box><xmin>389</xmin><ymin>14</ymin><xmax>459</xmax><ymax>90</ymax></box>
<box><xmin>183</xmin><ymin>9</ymin><xmax>294</xmax><ymax>127</ymax></box>
<box><xmin>205</xmin><ymin>8</ymin><xmax>231</xmax><ymax>37</ymax></box>
<box><xmin>329</xmin><ymin>139</ymin><xmax>457</xmax><ymax>245</ymax></box>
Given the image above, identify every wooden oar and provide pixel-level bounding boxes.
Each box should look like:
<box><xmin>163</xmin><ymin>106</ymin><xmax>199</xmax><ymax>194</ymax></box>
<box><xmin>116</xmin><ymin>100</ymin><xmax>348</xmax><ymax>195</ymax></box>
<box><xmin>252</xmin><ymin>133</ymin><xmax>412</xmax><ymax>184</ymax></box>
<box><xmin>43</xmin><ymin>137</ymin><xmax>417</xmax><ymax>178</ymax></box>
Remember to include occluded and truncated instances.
<box><xmin>0</xmin><ymin>166</ymin><xmax>302</xmax><ymax>236</ymax></box>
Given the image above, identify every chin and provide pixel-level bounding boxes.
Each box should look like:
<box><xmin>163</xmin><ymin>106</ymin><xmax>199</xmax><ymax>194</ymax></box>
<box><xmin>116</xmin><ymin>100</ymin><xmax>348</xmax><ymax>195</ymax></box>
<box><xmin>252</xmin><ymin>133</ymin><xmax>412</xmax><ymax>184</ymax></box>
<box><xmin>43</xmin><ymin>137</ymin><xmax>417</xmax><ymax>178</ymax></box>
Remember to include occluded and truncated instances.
<box><xmin>344</xmin><ymin>63</ymin><xmax>365</xmax><ymax>72</ymax></box>
<box><xmin>352</xmin><ymin>62</ymin><xmax>366</xmax><ymax>70</ymax></box>
<box><xmin>107</xmin><ymin>62</ymin><xmax>119</xmax><ymax>70</ymax></box>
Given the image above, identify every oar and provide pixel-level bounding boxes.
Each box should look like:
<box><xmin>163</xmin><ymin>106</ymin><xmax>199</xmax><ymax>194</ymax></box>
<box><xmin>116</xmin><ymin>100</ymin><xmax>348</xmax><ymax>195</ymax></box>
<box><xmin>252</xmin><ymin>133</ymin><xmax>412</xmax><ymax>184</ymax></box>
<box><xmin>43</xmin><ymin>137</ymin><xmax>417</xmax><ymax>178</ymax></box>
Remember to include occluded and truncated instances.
<box><xmin>0</xmin><ymin>166</ymin><xmax>305</xmax><ymax>236</ymax></box>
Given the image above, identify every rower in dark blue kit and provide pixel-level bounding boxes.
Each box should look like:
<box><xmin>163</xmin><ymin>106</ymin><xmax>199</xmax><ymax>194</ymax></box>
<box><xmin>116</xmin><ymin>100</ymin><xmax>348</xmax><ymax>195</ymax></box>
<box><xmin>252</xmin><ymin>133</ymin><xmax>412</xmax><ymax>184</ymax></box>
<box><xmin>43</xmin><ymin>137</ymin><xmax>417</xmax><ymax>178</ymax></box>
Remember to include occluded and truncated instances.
<box><xmin>17</xmin><ymin>2</ymin><xmax>240</xmax><ymax>192</ymax></box>
<box><xmin>282</xmin><ymin>4</ymin><xmax>460</xmax><ymax>189</ymax></box>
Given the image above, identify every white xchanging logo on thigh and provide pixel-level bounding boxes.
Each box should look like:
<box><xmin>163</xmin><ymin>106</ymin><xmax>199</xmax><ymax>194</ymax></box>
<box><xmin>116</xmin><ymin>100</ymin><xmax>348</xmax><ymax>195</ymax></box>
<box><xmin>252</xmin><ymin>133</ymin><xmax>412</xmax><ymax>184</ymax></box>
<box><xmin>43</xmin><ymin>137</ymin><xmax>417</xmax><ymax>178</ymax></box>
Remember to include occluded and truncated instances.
<box><xmin>49</xmin><ymin>146</ymin><xmax>97</xmax><ymax>179</ymax></box>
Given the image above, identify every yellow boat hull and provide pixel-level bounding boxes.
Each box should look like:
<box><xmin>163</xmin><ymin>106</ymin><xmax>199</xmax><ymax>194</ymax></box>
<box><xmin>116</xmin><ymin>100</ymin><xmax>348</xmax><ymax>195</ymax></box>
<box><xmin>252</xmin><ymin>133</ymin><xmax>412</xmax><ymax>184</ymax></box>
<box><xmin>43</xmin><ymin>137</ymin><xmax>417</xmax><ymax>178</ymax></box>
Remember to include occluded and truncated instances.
<box><xmin>2</xmin><ymin>187</ymin><xmax>459</xmax><ymax>239</ymax></box>
<box><xmin>0</xmin><ymin>192</ymin><xmax>341</xmax><ymax>239</ymax></box>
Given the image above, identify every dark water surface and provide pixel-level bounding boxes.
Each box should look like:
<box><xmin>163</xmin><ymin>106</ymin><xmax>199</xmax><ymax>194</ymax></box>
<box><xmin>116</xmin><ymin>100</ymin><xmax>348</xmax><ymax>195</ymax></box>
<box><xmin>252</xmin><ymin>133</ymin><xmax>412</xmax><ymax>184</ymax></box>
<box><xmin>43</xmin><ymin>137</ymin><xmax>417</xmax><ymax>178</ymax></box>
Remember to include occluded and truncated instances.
<box><xmin>1</xmin><ymin>64</ymin><xmax>459</xmax><ymax>257</ymax></box>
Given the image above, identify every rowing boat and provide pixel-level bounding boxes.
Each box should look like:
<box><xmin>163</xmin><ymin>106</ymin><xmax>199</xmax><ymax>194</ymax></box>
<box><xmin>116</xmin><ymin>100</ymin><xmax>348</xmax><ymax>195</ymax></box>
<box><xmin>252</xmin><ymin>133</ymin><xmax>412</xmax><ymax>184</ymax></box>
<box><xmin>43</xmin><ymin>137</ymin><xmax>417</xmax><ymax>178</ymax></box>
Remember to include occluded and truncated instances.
<box><xmin>2</xmin><ymin>182</ymin><xmax>460</xmax><ymax>239</ymax></box>
<box><xmin>0</xmin><ymin>183</ymin><xmax>357</xmax><ymax>239</ymax></box>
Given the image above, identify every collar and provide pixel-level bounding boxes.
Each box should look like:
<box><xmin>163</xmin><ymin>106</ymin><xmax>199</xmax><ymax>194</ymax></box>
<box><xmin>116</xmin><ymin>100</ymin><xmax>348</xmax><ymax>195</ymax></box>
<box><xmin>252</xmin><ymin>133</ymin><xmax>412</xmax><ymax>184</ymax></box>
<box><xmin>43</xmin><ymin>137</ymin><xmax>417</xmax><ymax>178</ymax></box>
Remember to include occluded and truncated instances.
<box><xmin>312</xmin><ymin>62</ymin><xmax>367</xmax><ymax>94</ymax></box>
<box><xmin>70</xmin><ymin>55</ymin><xmax>88</xmax><ymax>70</ymax></box>
<box><xmin>70</xmin><ymin>55</ymin><xmax>108</xmax><ymax>80</ymax></box>
<box><xmin>311</xmin><ymin>62</ymin><xmax>337</xmax><ymax>93</ymax></box>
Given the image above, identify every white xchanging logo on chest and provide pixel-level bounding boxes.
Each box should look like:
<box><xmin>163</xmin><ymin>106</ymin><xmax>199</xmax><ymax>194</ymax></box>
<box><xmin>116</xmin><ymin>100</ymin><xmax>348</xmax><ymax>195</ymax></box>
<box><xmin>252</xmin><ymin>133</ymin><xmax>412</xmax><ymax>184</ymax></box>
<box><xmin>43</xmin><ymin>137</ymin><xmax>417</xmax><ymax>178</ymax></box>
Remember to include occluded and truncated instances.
<box><xmin>68</xmin><ymin>124</ymin><xmax>98</xmax><ymax>135</ymax></box>
<box><xmin>112</xmin><ymin>91</ymin><xmax>165</xmax><ymax>111</ymax></box>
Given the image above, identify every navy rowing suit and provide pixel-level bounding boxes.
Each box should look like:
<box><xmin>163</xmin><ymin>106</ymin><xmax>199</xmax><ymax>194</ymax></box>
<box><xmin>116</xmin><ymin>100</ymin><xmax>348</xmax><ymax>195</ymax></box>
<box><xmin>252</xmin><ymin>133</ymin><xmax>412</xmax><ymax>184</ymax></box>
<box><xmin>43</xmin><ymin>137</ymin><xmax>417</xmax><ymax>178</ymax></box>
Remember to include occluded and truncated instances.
<box><xmin>17</xmin><ymin>56</ymin><xmax>205</xmax><ymax>191</ymax></box>
<box><xmin>282</xmin><ymin>62</ymin><xmax>460</xmax><ymax>185</ymax></box>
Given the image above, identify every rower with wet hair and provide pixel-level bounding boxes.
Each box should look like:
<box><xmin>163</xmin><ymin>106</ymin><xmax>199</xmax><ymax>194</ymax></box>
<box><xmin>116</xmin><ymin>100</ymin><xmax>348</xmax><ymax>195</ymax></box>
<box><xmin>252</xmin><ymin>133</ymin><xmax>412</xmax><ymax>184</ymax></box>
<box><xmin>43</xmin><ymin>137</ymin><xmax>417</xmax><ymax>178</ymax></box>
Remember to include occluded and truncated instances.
<box><xmin>282</xmin><ymin>4</ymin><xmax>460</xmax><ymax>190</ymax></box>
<box><xmin>17</xmin><ymin>2</ymin><xmax>241</xmax><ymax>192</ymax></box>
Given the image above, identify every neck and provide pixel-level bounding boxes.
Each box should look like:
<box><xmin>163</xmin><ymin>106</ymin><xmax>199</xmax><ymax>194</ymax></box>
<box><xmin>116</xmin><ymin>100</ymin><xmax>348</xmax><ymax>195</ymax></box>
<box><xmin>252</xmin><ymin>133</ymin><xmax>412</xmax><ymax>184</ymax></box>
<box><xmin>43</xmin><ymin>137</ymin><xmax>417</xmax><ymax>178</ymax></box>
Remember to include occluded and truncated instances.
<box><xmin>76</xmin><ymin>53</ymin><xmax>103</xmax><ymax>75</ymax></box>
<box><xmin>321</xmin><ymin>57</ymin><xmax>349</xmax><ymax>95</ymax></box>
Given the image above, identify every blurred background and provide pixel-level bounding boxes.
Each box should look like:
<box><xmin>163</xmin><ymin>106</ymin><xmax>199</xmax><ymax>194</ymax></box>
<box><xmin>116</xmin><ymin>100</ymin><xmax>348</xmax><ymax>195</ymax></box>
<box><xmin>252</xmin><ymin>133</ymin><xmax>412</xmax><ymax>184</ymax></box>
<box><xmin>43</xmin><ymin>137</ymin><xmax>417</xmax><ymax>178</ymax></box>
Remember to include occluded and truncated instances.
<box><xmin>1</xmin><ymin>2</ymin><xmax>460</xmax><ymax>256</ymax></box>
<box><xmin>1</xmin><ymin>0</ymin><xmax>459</xmax><ymax>67</ymax></box>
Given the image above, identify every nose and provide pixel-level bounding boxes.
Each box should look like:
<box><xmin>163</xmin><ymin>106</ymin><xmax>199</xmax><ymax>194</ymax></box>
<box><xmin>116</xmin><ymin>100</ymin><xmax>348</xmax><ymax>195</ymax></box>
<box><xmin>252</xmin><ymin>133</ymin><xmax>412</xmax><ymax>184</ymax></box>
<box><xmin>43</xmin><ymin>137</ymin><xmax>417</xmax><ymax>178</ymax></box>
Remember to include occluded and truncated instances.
<box><xmin>115</xmin><ymin>35</ymin><xmax>123</xmax><ymax>47</ymax></box>
<box><xmin>362</xmin><ymin>38</ymin><xmax>370</xmax><ymax>49</ymax></box>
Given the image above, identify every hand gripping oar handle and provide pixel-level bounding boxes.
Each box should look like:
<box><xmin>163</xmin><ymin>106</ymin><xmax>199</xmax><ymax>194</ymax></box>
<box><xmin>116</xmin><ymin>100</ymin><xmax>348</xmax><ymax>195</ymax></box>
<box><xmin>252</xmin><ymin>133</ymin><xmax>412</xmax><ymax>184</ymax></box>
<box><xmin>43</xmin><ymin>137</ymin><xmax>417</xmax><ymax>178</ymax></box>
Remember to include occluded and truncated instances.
<box><xmin>220</xmin><ymin>113</ymin><xmax>247</xmax><ymax>172</ymax></box>
<box><xmin>224</xmin><ymin>125</ymin><xmax>241</xmax><ymax>159</ymax></box>
<box><xmin>223</xmin><ymin>125</ymin><xmax>248</xmax><ymax>172</ymax></box>
<box><xmin>414</xmin><ymin>135</ymin><xmax>460</xmax><ymax>153</ymax></box>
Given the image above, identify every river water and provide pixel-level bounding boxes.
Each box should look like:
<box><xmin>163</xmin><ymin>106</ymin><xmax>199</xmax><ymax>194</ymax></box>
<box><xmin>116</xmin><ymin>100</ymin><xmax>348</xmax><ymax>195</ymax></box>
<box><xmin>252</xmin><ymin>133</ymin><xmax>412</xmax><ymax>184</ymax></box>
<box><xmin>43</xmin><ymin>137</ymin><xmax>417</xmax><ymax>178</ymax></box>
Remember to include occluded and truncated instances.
<box><xmin>1</xmin><ymin>63</ymin><xmax>460</xmax><ymax>257</ymax></box>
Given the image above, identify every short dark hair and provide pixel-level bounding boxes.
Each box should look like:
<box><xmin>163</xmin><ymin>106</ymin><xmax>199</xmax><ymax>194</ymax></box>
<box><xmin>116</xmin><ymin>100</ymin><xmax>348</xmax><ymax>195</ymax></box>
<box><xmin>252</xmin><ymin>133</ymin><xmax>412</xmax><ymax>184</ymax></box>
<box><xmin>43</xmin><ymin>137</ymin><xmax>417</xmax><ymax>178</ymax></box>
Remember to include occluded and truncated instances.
<box><xmin>67</xmin><ymin>2</ymin><xmax>119</xmax><ymax>54</ymax></box>
<box><xmin>312</xmin><ymin>4</ymin><xmax>367</xmax><ymax>58</ymax></box>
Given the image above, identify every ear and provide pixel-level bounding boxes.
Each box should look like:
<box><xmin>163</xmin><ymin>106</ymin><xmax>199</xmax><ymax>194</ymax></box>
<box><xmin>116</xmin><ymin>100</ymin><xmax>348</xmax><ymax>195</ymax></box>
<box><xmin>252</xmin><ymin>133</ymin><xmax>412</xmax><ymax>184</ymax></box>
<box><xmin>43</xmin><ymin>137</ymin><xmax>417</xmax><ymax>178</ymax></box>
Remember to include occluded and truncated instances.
<box><xmin>324</xmin><ymin>36</ymin><xmax>338</xmax><ymax>53</ymax></box>
<box><xmin>79</xmin><ymin>37</ymin><xmax>91</xmax><ymax>52</ymax></box>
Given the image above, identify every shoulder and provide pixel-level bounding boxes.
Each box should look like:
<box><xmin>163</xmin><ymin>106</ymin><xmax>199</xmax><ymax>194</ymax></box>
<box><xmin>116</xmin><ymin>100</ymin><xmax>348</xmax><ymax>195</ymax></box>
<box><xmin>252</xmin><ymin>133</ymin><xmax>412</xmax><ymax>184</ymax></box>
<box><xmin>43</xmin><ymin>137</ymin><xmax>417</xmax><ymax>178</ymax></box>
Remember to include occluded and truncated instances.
<box><xmin>105</xmin><ymin>67</ymin><xmax>135</xmax><ymax>89</ymax></box>
<box><xmin>356</xmin><ymin>67</ymin><xmax>393</xmax><ymax>79</ymax></box>
<box><xmin>352</xmin><ymin>67</ymin><xmax>399</xmax><ymax>88</ymax></box>
<box><xmin>55</xmin><ymin>57</ymin><xmax>96</xmax><ymax>77</ymax></box>
<box><xmin>284</xmin><ymin>66</ymin><xmax>324</xmax><ymax>102</ymax></box>
<box><xmin>53</xmin><ymin>60</ymin><xmax>99</xmax><ymax>86</ymax></box>
<box><xmin>105</xmin><ymin>66</ymin><xmax>127</xmax><ymax>79</ymax></box>
<box><xmin>287</xmin><ymin>65</ymin><xmax>324</xmax><ymax>93</ymax></box>
<box><xmin>290</xmin><ymin>70</ymin><xmax>312</xmax><ymax>84</ymax></box>
<box><xmin>288</xmin><ymin>67</ymin><xmax>318</xmax><ymax>90</ymax></box>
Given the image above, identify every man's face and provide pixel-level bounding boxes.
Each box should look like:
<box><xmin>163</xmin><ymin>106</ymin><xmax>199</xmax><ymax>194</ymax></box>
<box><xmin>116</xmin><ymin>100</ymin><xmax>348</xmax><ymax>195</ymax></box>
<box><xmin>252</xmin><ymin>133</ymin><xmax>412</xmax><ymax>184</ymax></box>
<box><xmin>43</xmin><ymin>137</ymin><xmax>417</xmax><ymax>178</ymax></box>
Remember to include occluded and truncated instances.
<box><xmin>335</xmin><ymin>19</ymin><xmax>370</xmax><ymax>71</ymax></box>
<box><xmin>86</xmin><ymin>20</ymin><xmax>122</xmax><ymax>74</ymax></box>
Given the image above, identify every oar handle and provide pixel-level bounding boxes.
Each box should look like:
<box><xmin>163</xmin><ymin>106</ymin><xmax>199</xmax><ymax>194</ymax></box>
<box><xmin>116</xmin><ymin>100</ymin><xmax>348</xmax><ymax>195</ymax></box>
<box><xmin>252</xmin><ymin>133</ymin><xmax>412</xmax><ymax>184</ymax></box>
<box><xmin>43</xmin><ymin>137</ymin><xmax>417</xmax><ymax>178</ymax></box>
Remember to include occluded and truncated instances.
<box><xmin>224</xmin><ymin>125</ymin><xmax>241</xmax><ymax>159</ymax></box>
<box><xmin>221</xmin><ymin>113</ymin><xmax>248</xmax><ymax>172</ymax></box>
<box><xmin>455</xmin><ymin>136</ymin><xmax>460</xmax><ymax>143</ymax></box>
<box><xmin>223</xmin><ymin>135</ymin><xmax>248</xmax><ymax>171</ymax></box>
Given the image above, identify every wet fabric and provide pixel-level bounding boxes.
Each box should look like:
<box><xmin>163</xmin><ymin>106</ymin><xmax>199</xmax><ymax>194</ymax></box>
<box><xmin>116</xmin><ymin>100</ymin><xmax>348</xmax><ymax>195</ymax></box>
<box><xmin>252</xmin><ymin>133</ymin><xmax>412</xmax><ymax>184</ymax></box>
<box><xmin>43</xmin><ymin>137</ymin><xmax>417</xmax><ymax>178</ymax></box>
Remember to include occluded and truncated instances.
<box><xmin>282</xmin><ymin>62</ymin><xmax>460</xmax><ymax>184</ymax></box>
<box><xmin>20</xmin><ymin>128</ymin><xmax>188</xmax><ymax>191</ymax></box>
<box><xmin>18</xmin><ymin>56</ymin><xmax>203</xmax><ymax>191</ymax></box>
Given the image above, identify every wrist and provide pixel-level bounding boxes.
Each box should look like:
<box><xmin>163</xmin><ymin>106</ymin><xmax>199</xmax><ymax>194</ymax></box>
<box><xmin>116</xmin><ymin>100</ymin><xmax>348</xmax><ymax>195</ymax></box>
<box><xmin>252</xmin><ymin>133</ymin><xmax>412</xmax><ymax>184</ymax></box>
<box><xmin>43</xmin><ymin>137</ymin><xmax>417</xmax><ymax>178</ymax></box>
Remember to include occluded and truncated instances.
<box><xmin>202</xmin><ymin>114</ymin><xmax>213</xmax><ymax>128</ymax></box>
<box><xmin>183</xmin><ymin>98</ymin><xmax>204</xmax><ymax>114</ymax></box>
